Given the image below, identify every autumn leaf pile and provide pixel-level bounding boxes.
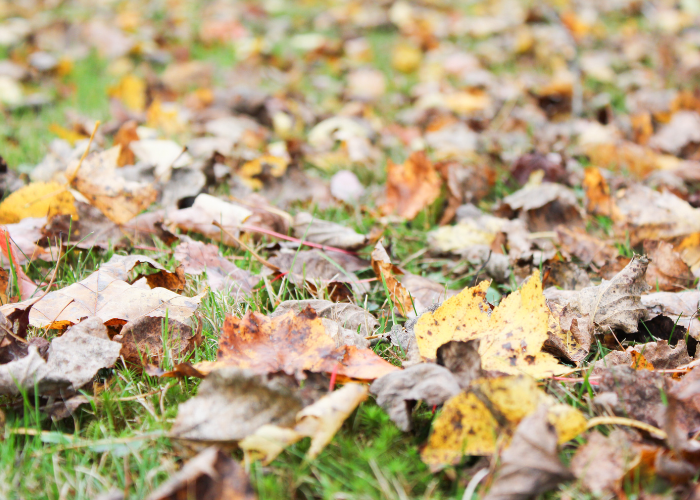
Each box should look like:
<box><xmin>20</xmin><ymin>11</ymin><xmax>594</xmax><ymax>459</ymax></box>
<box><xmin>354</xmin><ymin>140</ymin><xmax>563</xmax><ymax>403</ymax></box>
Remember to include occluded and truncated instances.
<box><xmin>4</xmin><ymin>0</ymin><xmax>700</xmax><ymax>498</ymax></box>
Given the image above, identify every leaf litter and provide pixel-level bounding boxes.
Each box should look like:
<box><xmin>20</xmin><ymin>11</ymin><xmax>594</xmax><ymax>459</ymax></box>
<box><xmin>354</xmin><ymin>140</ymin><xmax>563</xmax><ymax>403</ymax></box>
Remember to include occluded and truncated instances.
<box><xmin>4</xmin><ymin>0</ymin><xmax>700</xmax><ymax>497</ymax></box>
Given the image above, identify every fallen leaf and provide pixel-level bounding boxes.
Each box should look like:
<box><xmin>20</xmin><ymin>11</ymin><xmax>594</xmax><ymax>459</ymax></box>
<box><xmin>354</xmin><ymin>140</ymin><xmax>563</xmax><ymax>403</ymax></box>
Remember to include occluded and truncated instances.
<box><xmin>174</xmin><ymin>238</ymin><xmax>260</xmax><ymax>295</ymax></box>
<box><xmin>145</xmin><ymin>447</ymin><xmax>256</xmax><ymax>500</ymax></box>
<box><xmin>0</xmin><ymin>181</ymin><xmax>77</xmax><ymax>224</ymax></box>
<box><xmin>130</xmin><ymin>139</ymin><xmax>192</xmax><ymax>181</ymax></box>
<box><xmin>555</xmin><ymin>226</ymin><xmax>617</xmax><ymax>268</ymax></box>
<box><xmin>1</xmin><ymin>217</ymin><xmax>48</xmax><ymax>265</ymax></box>
<box><xmin>583</xmin><ymin>167</ymin><xmax>617</xmax><ymax>218</ymax></box>
<box><xmin>415</xmin><ymin>271</ymin><xmax>566</xmax><ymax>378</ymax></box>
<box><xmin>292</xmin><ymin>212</ymin><xmax>367</xmax><ymax>251</ymax></box>
<box><xmin>330</xmin><ymin>170</ymin><xmax>365</xmax><ymax>203</ymax></box>
<box><xmin>557</xmin><ymin>256</ymin><xmax>651</xmax><ymax>356</ymax></box>
<box><xmin>435</xmin><ymin>339</ymin><xmax>484</xmax><ymax>389</ymax></box>
<box><xmin>114</xmin><ymin>316</ymin><xmax>202</xmax><ymax>367</ymax></box>
<box><xmin>641</xmin><ymin>290</ymin><xmax>700</xmax><ymax>339</ymax></box>
<box><xmin>240</xmin><ymin>382</ymin><xmax>368</xmax><ymax>463</ymax></box>
<box><xmin>68</xmin><ymin>147</ymin><xmax>158</xmax><ymax>225</ymax></box>
<box><xmin>192</xmin><ymin>306</ymin><xmax>398</xmax><ymax>381</ymax></box>
<box><xmin>271</xmin><ymin>299</ymin><xmax>378</xmax><ymax>337</ymax></box>
<box><xmin>0</xmin><ymin>254</ymin><xmax>203</xmax><ymax>329</ymax></box>
<box><xmin>113</xmin><ymin>120</ymin><xmax>139</xmax><ymax>167</ymax></box>
<box><xmin>570</xmin><ymin>431</ymin><xmax>642</xmax><ymax>494</ymax></box>
<box><xmin>421</xmin><ymin>376</ymin><xmax>586</xmax><ymax>469</ymax></box>
<box><xmin>370</xmin><ymin>364</ymin><xmax>460</xmax><ymax>431</ymax></box>
<box><xmin>381</xmin><ymin>151</ymin><xmax>442</xmax><ymax>220</ymax></box>
<box><xmin>483</xmin><ymin>405</ymin><xmax>573</xmax><ymax>500</ymax></box>
<box><xmin>510</xmin><ymin>153</ymin><xmax>566</xmax><ymax>186</ymax></box>
<box><xmin>499</xmin><ymin>182</ymin><xmax>584</xmax><ymax>232</ymax></box>
<box><xmin>0</xmin><ymin>317</ymin><xmax>121</xmax><ymax>396</ymax></box>
<box><xmin>108</xmin><ymin>74</ymin><xmax>146</xmax><ymax>113</ymax></box>
<box><xmin>644</xmin><ymin>240</ymin><xmax>695</xmax><ymax>291</ymax></box>
<box><xmin>371</xmin><ymin>242</ymin><xmax>417</xmax><ymax>317</ymax></box>
<box><xmin>0</xmin><ymin>226</ymin><xmax>38</xmax><ymax>298</ymax></box>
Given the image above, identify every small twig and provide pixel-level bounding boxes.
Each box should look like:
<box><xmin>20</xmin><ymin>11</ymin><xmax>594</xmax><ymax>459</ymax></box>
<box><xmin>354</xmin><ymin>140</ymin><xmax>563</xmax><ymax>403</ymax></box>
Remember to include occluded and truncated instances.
<box><xmin>65</xmin><ymin>120</ymin><xmax>100</xmax><ymax>185</ymax></box>
<box><xmin>586</xmin><ymin>416</ymin><xmax>666</xmax><ymax>439</ymax></box>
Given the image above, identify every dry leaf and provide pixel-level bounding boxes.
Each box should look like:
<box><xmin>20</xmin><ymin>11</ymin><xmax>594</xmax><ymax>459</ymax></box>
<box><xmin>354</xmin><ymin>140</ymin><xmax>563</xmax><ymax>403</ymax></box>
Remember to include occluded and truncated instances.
<box><xmin>583</xmin><ymin>167</ymin><xmax>617</xmax><ymax>218</ymax></box>
<box><xmin>570</xmin><ymin>430</ymin><xmax>641</xmax><ymax>494</ymax></box>
<box><xmin>68</xmin><ymin>147</ymin><xmax>158</xmax><ymax>225</ymax></box>
<box><xmin>642</xmin><ymin>290</ymin><xmax>700</xmax><ymax>338</ymax></box>
<box><xmin>499</xmin><ymin>182</ymin><xmax>584</xmax><ymax>232</ymax></box>
<box><xmin>643</xmin><ymin>240</ymin><xmax>695</xmax><ymax>291</ymax></box>
<box><xmin>0</xmin><ymin>317</ymin><xmax>121</xmax><ymax>396</ymax></box>
<box><xmin>146</xmin><ymin>447</ymin><xmax>256</xmax><ymax>500</ymax></box>
<box><xmin>192</xmin><ymin>306</ymin><xmax>397</xmax><ymax>381</ymax></box>
<box><xmin>381</xmin><ymin>151</ymin><xmax>442</xmax><ymax>220</ymax></box>
<box><xmin>555</xmin><ymin>226</ymin><xmax>617</xmax><ymax>268</ymax></box>
<box><xmin>0</xmin><ymin>181</ymin><xmax>77</xmax><ymax>224</ymax></box>
<box><xmin>435</xmin><ymin>339</ymin><xmax>484</xmax><ymax>389</ymax></box>
<box><xmin>414</xmin><ymin>272</ymin><xmax>566</xmax><ymax>378</ymax></box>
<box><xmin>370</xmin><ymin>364</ymin><xmax>460</xmax><ymax>431</ymax></box>
<box><xmin>113</xmin><ymin>120</ymin><xmax>139</xmax><ymax>167</ymax></box>
<box><xmin>271</xmin><ymin>299</ymin><xmax>378</xmax><ymax>337</ymax></box>
<box><xmin>371</xmin><ymin>242</ymin><xmax>417</xmax><ymax>317</ymax></box>
<box><xmin>558</xmin><ymin>256</ymin><xmax>651</xmax><ymax>354</ymax></box>
<box><xmin>483</xmin><ymin>405</ymin><xmax>573</xmax><ymax>500</ymax></box>
<box><xmin>0</xmin><ymin>254</ymin><xmax>203</xmax><ymax>329</ymax></box>
<box><xmin>115</xmin><ymin>316</ymin><xmax>202</xmax><ymax>367</ymax></box>
<box><xmin>292</xmin><ymin>212</ymin><xmax>367</xmax><ymax>250</ymax></box>
<box><xmin>174</xmin><ymin>238</ymin><xmax>260</xmax><ymax>294</ymax></box>
<box><xmin>421</xmin><ymin>376</ymin><xmax>586</xmax><ymax>469</ymax></box>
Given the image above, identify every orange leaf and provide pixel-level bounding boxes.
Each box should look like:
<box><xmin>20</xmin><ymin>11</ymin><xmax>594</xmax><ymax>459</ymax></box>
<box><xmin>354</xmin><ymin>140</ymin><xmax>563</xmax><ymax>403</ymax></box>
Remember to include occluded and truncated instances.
<box><xmin>381</xmin><ymin>151</ymin><xmax>441</xmax><ymax>220</ymax></box>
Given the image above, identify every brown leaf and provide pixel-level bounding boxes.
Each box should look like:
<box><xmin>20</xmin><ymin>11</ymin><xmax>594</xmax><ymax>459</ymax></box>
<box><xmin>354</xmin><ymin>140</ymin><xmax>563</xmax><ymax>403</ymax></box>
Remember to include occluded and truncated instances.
<box><xmin>642</xmin><ymin>291</ymin><xmax>700</xmax><ymax>339</ymax></box>
<box><xmin>0</xmin><ymin>254</ymin><xmax>203</xmax><ymax>329</ymax></box>
<box><xmin>558</xmin><ymin>256</ymin><xmax>651</xmax><ymax>353</ymax></box>
<box><xmin>271</xmin><ymin>299</ymin><xmax>378</xmax><ymax>337</ymax></box>
<box><xmin>68</xmin><ymin>147</ymin><xmax>158</xmax><ymax>226</ymax></box>
<box><xmin>381</xmin><ymin>151</ymin><xmax>442</xmax><ymax>220</ymax></box>
<box><xmin>437</xmin><ymin>160</ymin><xmax>495</xmax><ymax>225</ymax></box>
<box><xmin>555</xmin><ymin>226</ymin><xmax>617</xmax><ymax>268</ymax></box>
<box><xmin>435</xmin><ymin>339</ymin><xmax>484</xmax><ymax>389</ymax></box>
<box><xmin>192</xmin><ymin>306</ymin><xmax>398</xmax><ymax>381</ymax></box>
<box><xmin>0</xmin><ymin>317</ymin><xmax>121</xmax><ymax>397</ymax></box>
<box><xmin>583</xmin><ymin>167</ymin><xmax>617</xmax><ymax>218</ymax></box>
<box><xmin>113</xmin><ymin>120</ymin><xmax>139</xmax><ymax>167</ymax></box>
<box><xmin>594</xmin><ymin>366</ymin><xmax>666</xmax><ymax>428</ymax></box>
<box><xmin>174</xmin><ymin>239</ymin><xmax>260</xmax><ymax>294</ymax></box>
<box><xmin>499</xmin><ymin>183</ymin><xmax>584</xmax><ymax>232</ymax></box>
<box><xmin>292</xmin><ymin>212</ymin><xmax>367</xmax><ymax>250</ymax></box>
<box><xmin>483</xmin><ymin>405</ymin><xmax>573</xmax><ymax>500</ymax></box>
<box><xmin>571</xmin><ymin>431</ymin><xmax>641</xmax><ymax>494</ymax></box>
<box><xmin>370</xmin><ymin>364</ymin><xmax>460</xmax><ymax>431</ymax></box>
<box><xmin>510</xmin><ymin>153</ymin><xmax>566</xmax><ymax>186</ymax></box>
<box><xmin>115</xmin><ymin>316</ymin><xmax>202</xmax><ymax>367</ymax></box>
<box><xmin>370</xmin><ymin>242</ymin><xmax>417</xmax><ymax>317</ymax></box>
<box><xmin>643</xmin><ymin>240</ymin><xmax>695</xmax><ymax>291</ymax></box>
<box><xmin>145</xmin><ymin>447</ymin><xmax>256</xmax><ymax>500</ymax></box>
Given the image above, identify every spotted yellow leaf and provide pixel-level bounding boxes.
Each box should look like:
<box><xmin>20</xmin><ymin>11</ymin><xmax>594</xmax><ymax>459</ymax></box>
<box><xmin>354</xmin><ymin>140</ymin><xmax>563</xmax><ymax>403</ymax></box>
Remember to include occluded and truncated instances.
<box><xmin>0</xmin><ymin>181</ymin><xmax>77</xmax><ymax>224</ymax></box>
<box><xmin>415</xmin><ymin>270</ymin><xmax>567</xmax><ymax>378</ymax></box>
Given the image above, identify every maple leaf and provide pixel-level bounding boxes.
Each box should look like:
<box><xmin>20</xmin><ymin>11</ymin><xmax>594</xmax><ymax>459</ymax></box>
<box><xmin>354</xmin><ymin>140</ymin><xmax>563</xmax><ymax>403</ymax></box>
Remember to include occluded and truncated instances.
<box><xmin>414</xmin><ymin>271</ymin><xmax>566</xmax><ymax>378</ymax></box>
<box><xmin>191</xmin><ymin>306</ymin><xmax>398</xmax><ymax>381</ymax></box>
<box><xmin>0</xmin><ymin>254</ymin><xmax>203</xmax><ymax>329</ymax></box>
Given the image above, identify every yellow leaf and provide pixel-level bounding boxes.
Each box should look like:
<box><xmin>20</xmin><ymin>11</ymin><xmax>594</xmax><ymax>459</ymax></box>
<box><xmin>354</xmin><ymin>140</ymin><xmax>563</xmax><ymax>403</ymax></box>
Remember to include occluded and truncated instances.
<box><xmin>108</xmin><ymin>74</ymin><xmax>146</xmax><ymax>113</ymax></box>
<box><xmin>48</xmin><ymin>123</ymin><xmax>88</xmax><ymax>146</ymax></box>
<box><xmin>421</xmin><ymin>376</ymin><xmax>586</xmax><ymax>470</ymax></box>
<box><xmin>238</xmin><ymin>154</ymin><xmax>288</xmax><ymax>190</ymax></box>
<box><xmin>0</xmin><ymin>181</ymin><xmax>77</xmax><ymax>224</ymax></box>
<box><xmin>415</xmin><ymin>271</ymin><xmax>566</xmax><ymax>378</ymax></box>
<box><xmin>391</xmin><ymin>42</ymin><xmax>422</xmax><ymax>73</ymax></box>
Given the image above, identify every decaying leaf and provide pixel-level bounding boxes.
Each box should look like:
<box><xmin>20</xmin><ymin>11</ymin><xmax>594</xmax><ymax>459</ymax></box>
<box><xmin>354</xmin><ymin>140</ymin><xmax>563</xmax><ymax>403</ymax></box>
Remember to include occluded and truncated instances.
<box><xmin>643</xmin><ymin>240</ymin><xmax>694</xmax><ymax>292</ymax></box>
<box><xmin>115</xmin><ymin>316</ymin><xmax>202</xmax><ymax>367</ymax></box>
<box><xmin>292</xmin><ymin>212</ymin><xmax>367</xmax><ymax>250</ymax></box>
<box><xmin>414</xmin><ymin>272</ymin><xmax>566</xmax><ymax>378</ymax></box>
<box><xmin>239</xmin><ymin>382</ymin><xmax>368</xmax><ymax>463</ymax></box>
<box><xmin>0</xmin><ymin>317</ymin><xmax>121</xmax><ymax>396</ymax></box>
<box><xmin>435</xmin><ymin>339</ymin><xmax>484</xmax><ymax>389</ymax></box>
<box><xmin>271</xmin><ymin>299</ymin><xmax>378</xmax><ymax>337</ymax></box>
<box><xmin>381</xmin><ymin>151</ymin><xmax>441</xmax><ymax>220</ymax></box>
<box><xmin>483</xmin><ymin>405</ymin><xmax>573</xmax><ymax>500</ymax></box>
<box><xmin>371</xmin><ymin>242</ymin><xmax>418</xmax><ymax>317</ymax></box>
<box><xmin>0</xmin><ymin>254</ymin><xmax>203</xmax><ymax>329</ymax></box>
<box><xmin>557</xmin><ymin>256</ymin><xmax>651</xmax><ymax>353</ymax></box>
<box><xmin>370</xmin><ymin>364</ymin><xmax>460</xmax><ymax>431</ymax></box>
<box><xmin>421</xmin><ymin>376</ymin><xmax>586</xmax><ymax>470</ymax></box>
<box><xmin>570</xmin><ymin>430</ymin><xmax>641</xmax><ymax>494</ymax></box>
<box><xmin>68</xmin><ymin>146</ymin><xmax>158</xmax><ymax>226</ymax></box>
<box><xmin>146</xmin><ymin>447</ymin><xmax>256</xmax><ymax>500</ymax></box>
<box><xmin>192</xmin><ymin>306</ymin><xmax>397</xmax><ymax>381</ymax></box>
<box><xmin>499</xmin><ymin>182</ymin><xmax>584</xmax><ymax>232</ymax></box>
<box><xmin>583</xmin><ymin>167</ymin><xmax>617</xmax><ymax>218</ymax></box>
<box><xmin>174</xmin><ymin>238</ymin><xmax>260</xmax><ymax>294</ymax></box>
<box><xmin>555</xmin><ymin>226</ymin><xmax>617</xmax><ymax>268</ymax></box>
<box><xmin>0</xmin><ymin>181</ymin><xmax>77</xmax><ymax>224</ymax></box>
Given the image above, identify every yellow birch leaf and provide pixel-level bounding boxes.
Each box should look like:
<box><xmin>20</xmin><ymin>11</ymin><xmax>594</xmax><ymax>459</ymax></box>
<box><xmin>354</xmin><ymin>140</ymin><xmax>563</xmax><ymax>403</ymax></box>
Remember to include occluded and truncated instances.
<box><xmin>415</xmin><ymin>270</ymin><xmax>566</xmax><ymax>378</ymax></box>
<box><xmin>421</xmin><ymin>376</ymin><xmax>586</xmax><ymax>470</ymax></box>
<box><xmin>0</xmin><ymin>181</ymin><xmax>77</xmax><ymax>224</ymax></box>
<box><xmin>108</xmin><ymin>74</ymin><xmax>146</xmax><ymax>113</ymax></box>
